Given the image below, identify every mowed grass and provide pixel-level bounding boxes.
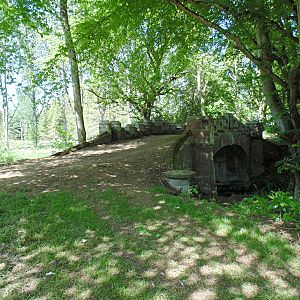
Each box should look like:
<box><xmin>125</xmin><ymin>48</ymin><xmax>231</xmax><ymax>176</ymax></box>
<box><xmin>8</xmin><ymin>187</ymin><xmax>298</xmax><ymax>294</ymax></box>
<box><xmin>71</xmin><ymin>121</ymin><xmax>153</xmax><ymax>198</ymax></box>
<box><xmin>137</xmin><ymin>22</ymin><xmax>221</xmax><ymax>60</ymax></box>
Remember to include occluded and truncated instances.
<box><xmin>0</xmin><ymin>188</ymin><xmax>300</xmax><ymax>299</ymax></box>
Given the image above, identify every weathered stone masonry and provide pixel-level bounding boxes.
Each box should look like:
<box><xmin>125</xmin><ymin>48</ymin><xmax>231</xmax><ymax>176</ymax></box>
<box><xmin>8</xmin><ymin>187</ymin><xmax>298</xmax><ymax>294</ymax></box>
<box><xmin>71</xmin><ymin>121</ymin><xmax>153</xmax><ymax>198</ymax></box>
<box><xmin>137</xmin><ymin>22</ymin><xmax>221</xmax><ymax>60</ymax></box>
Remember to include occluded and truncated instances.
<box><xmin>98</xmin><ymin>119</ymin><xmax>182</xmax><ymax>142</ymax></box>
<box><xmin>173</xmin><ymin>114</ymin><xmax>265</xmax><ymax>195</ymax></box>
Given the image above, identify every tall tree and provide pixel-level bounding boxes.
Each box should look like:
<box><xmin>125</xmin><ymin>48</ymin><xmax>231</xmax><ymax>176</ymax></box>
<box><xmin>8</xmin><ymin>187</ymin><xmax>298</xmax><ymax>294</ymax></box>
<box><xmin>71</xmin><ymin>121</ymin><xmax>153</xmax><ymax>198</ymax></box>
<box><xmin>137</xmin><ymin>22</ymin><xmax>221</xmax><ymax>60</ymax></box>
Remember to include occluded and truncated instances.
<box><xmin>0</xmin><ymin>34</ymin><xmax>20</xmax><ymax>149</ymax></box>
<box><xmin>60</xmin><ymin>0</ymin><xmax>86</xmax><ymax>143</ymax></box>
<box><xmin>0</xmin><ymin>68</ymin><xmax>9</xmax><ymax>149</ymax></box>
<box><xmin>75</xmin><ymin>0</ymin><xmax>206</xmax><ymax>121</ymax></box>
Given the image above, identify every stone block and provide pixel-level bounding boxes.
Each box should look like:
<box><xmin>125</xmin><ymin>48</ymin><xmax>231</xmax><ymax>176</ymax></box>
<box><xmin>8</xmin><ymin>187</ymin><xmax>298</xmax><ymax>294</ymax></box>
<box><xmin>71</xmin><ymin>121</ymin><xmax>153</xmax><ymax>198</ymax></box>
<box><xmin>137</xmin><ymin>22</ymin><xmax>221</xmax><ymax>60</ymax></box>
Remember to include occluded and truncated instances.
<box><xmin>119</xmin><ymin>127</ymin><xmax>129</xmax><ymax>140</ymax></box>
<box><xmin>99</xmin><ymin>121</ymin><xmax>112</xmax><ymax>135</ymax></box>
<box><xmin>111</xmin><ymin>121</ymin><xmax>122</xmax><ymax>141</ymax></box>
<box><xmin>228</xmin><ymin>114</ymin><xmax>241</xmax><ymax>129</ymax></box>
<box><xmin>169</xmin><ymin>123</ymin><xmax>177</xmax><ymax>134</ymax></box>
<box><xmin>192</xmin><ymin>144</ymin><xmax>216</xmax><ymax>195</ymax></box>
<box><xmin>214</xmin><ymin>117</ymin><xmax>229</xmax><ymax>132</ymax></box>
<box><xmin>153</xmin><ymin>119</ymin><xmax>164</xmax><ymax>134</ymax></box>
<box><xmin>136</xmin><ymin>122</ymin><xmax>150</xmax><ymax>136</ymax></box>
<box><xmin>125</xmin><ymin>124</ymin><xmax>139</xmax><ymax>138</ymax></box>
<box><xmin>144</xmin><ymin>120</ymin><xmax>156</xmax><ymax>134</ymax></box>
<box><xmin>92</xmin><ymin>132</ymin><xmax>112</xmax><ymax>144</ymax></box>
<box><xmin>175</xmin><ymin>115</ymin><xmax>267</xmax><ymax>195</ymax></box>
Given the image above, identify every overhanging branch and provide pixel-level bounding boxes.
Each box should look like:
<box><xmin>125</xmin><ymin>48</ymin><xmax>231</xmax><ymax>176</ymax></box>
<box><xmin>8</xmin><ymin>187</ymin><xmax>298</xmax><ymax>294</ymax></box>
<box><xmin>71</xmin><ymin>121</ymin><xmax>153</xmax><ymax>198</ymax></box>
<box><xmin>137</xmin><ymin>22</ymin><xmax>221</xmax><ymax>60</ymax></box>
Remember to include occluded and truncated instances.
<box><xmin>171</xmin><ymin>0</ymin><xmax>288</xmax><ymax>88</ymax></box>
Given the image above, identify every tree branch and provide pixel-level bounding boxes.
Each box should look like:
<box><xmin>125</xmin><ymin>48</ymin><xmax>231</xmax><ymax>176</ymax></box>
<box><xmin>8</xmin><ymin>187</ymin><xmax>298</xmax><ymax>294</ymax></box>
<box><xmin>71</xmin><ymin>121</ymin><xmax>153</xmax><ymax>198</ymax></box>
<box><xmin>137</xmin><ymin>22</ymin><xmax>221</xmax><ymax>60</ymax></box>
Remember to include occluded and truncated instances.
<box><xmin>188</xmin><ymin>0</ymin><xmax>298</xmax><ymax>44</ymax></box>
<box><xmin>171</xmin><ymin>0</ymin><xmax>288</xmax><ymax>88</ymax></box>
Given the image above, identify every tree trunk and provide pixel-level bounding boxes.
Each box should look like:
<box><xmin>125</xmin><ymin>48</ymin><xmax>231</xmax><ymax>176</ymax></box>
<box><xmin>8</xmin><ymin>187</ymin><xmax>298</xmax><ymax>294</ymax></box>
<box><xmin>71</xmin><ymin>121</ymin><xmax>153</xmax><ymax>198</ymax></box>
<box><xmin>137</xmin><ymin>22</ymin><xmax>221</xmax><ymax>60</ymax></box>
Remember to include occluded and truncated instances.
<box><xmin>0</xmin><ymin>73</ymin><xmax>9</xmax><ymax>149</ymax></box>
<box><xmin>143</xmin><ymin>110</ymin><xmax>151</xmax><ymax>122</ymax></box>
<box><xmin>255</xmin><ymin>22</ymin><xmax>293</xmax><ymax>133</ymax></box>
<box><xmin>127</xmin><ymin>101</ymin><xmax>132</xmax><ymax>124</ymax></box>
<box><xmin>60</xmin><ymin>96</ymin><xmax>68</xmax><ymax>132</ymax></box>
<box><xmin>3</xmin><ymin>102</ymin><xmax>9</xmax><ymax>149</ymax></box>
<box><xmin>20</xmin><ymin>120</ymin><xmax>24</xmax><ymax>141</ymax></box>
<box><xmin>60</xmin><ymin>0</ymin><xmax>86</xmax><ymax>143</ymax></box>
<box><xmin>294</xmin><ymin>172</ymin><xmax>300</xmax><ymax>200</ymax></box>
<box><xmin>31</xmin><ymin>90</ymin><xmax>38</xmax><ymax>147</ymax></box>
<box><xmin>256</xmin><ymin>21</ymin><xmax>300</xmax><ymax>199</ymax></box>
<box><xmin>196</xmin><ymin>65</ymin><xmax>205</xmax><ymax>116</ymax></box>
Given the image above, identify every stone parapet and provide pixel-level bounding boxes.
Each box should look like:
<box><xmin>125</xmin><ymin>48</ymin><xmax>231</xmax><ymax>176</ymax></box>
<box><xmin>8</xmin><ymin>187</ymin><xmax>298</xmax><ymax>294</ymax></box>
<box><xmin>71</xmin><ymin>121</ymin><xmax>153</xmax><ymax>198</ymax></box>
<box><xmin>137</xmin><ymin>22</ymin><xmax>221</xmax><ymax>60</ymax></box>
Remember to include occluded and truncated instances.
<box><xmin>99</xmin><ymin>118</ymin><xmax>183</xmax><ymax>141</ymax></box>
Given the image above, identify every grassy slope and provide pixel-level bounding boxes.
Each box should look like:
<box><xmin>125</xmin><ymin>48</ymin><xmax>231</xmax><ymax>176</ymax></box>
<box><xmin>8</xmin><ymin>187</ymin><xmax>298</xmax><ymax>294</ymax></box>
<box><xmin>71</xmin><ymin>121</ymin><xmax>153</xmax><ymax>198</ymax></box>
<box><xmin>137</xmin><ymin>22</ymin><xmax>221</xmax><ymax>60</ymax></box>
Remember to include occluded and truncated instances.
<box><xmin>0</xmin><ymin>188</ymin><xmax>299</xmax><ymax>300</ymax></box>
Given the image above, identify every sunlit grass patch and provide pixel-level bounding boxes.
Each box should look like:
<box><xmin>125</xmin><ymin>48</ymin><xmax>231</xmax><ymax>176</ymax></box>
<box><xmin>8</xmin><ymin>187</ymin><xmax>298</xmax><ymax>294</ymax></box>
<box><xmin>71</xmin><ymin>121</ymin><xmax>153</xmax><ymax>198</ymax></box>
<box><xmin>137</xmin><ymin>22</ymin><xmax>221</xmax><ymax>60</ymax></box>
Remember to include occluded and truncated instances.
<box><xmin>0</xmin><ymin>189</ymin><xmax>299</xmax><ymax>299</ymax></box>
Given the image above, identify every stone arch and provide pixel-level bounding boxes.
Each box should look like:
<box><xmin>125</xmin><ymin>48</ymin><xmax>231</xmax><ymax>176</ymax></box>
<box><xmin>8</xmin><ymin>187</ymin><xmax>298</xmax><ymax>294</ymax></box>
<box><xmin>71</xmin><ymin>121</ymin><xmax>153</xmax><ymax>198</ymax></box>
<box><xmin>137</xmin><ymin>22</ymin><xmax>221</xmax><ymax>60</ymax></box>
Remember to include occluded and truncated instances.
<box><xmin>214</xmin><ymin>145</ymin><xmax>249</xmax><ymax>186</ymax></box>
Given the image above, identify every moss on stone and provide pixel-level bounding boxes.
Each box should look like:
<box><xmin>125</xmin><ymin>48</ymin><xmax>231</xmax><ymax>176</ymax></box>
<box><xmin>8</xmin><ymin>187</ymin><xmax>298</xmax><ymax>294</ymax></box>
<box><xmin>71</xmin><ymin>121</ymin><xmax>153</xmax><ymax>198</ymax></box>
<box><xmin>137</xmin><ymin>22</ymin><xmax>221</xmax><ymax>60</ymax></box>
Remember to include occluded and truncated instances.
<box><xmin>164</xmin><ymin>169</ymin><xmax>196</xmax><ymax>179</ymax></box>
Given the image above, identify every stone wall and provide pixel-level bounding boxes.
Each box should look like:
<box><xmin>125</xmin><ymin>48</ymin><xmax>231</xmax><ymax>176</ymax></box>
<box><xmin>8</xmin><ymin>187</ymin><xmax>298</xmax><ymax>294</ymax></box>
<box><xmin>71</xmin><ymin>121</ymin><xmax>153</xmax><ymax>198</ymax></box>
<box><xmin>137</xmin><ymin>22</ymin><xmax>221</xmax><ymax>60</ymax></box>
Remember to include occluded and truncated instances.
<box><xmin>97</xmin><ymin>119</ymin><xmax>182</xmax><ymax>143</ymax></box>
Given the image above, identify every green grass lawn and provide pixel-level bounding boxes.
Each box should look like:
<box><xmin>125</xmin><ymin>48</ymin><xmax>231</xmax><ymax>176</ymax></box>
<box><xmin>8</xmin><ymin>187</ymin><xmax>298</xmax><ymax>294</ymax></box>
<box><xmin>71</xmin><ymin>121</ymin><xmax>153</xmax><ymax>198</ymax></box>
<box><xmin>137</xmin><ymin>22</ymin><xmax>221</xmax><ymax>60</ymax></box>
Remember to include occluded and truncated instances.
<box><xmin>0</xmin><ymin>140</ymin><xmax>54</xmax><ymax>165</ymax></box>
<box><xmin>0</xmin><ymin>188</ymin><xmax>299</xmax><ymax>299</ymax></box>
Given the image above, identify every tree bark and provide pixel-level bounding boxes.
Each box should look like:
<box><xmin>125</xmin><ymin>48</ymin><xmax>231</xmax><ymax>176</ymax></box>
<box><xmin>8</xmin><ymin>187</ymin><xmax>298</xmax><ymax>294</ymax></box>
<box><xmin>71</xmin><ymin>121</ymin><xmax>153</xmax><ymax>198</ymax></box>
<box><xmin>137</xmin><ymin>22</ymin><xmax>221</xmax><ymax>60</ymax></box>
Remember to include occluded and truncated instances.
<box><xmin>31</xmin><ymin>90</ymin><xmax>38</xmax><ymax>147</ymax></box>
<box><xmin>60</xmin><ymin>0</ymin><xmax>86</xmax><ymax>143</ymax></box>
<box><xmin>196</xmin><ymin>64</ymin><xmax>205</xmax><ymax>116</ymax></box>
<box><xmin>294</xmin><ymin>172</ymin><xmax>300</xmax><ymax>200</ymax></box>
<box><xmin>0</xmin><ymin>72</ymin><xmax>9</xmax><ymax>149</ymax></box>
<box><xmin>256</xmin><ymin>21</ymin><xmax>300</xmax><ymax>199</ymax></box>
<box><xmin>255</xmin><ymin>21</ymin><xmax>293</xmax><ymax>133</ymax></box>
<box><xmin>297</xmin><ymin>0</ymin><xmax>300</xmax><ymax>44</ymax></box>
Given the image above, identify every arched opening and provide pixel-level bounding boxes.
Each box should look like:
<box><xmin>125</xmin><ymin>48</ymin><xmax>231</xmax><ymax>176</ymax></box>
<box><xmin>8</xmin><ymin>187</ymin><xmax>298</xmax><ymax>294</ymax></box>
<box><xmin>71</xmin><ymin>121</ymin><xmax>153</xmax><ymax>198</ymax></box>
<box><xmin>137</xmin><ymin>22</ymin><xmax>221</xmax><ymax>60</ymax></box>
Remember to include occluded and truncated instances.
<box><xmin>214</xmin><ymin>145</ymin><xmax>249</xmax><ymax>194</ymax></box>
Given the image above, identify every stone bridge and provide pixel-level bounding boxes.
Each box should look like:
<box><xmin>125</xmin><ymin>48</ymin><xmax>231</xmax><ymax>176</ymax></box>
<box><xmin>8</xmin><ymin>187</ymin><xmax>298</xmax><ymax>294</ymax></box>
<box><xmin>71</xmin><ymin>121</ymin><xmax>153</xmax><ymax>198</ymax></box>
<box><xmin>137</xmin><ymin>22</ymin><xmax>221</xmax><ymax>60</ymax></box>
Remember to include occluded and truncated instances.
<box><xmin>173</xmin><ymin>114</ymin><xmax>265</xmax><ymax>195</ymax></box>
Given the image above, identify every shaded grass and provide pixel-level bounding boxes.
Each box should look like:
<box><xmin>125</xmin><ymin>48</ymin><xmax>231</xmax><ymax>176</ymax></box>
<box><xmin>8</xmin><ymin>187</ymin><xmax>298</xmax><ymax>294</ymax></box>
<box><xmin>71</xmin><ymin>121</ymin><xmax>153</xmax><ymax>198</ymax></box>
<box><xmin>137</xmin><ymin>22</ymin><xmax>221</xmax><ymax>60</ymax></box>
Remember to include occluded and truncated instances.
<box><xmin>0</xmin><ymin>188</ymin><xmax>300</xmax><ymax>299</ymax></box>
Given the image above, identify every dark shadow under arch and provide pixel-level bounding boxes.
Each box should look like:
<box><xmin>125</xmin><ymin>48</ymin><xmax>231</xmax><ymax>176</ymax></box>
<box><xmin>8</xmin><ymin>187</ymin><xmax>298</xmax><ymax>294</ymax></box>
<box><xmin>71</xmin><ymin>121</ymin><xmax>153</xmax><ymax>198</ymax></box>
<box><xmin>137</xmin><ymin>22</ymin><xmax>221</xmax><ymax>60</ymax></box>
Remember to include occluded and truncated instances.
<box><xmin>214</xmin><ymin>145</ymin><xmax>249</xmax><ymax>187</ymax></box>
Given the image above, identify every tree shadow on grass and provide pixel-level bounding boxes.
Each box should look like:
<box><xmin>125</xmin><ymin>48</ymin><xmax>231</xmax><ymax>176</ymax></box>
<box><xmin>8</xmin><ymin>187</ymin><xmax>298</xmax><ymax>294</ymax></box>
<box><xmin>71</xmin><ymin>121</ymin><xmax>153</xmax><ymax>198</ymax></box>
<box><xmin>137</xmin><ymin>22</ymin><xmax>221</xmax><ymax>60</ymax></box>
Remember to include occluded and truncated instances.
<box><xmin>0</xmin><ymin>189</ymin><xmax>299</xmax><ymax>299</ymax></box>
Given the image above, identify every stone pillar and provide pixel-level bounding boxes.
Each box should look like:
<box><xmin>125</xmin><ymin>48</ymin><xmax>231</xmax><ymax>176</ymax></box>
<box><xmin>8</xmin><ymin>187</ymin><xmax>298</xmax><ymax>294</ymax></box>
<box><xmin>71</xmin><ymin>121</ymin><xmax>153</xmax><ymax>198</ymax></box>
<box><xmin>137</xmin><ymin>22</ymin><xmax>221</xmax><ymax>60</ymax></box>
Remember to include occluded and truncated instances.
<box><xmin>111</xmin><ymin>121</ymin><xmax>122</xmax><ymax>141</ymax></box>
<box><xmin>187</xmin><ymin>117</ymin><xmax>216</xmax><ymax>195</ymax></box>
<box><xmin>250</xmin><ymin>139</ymin><xmax>265</xmax><ymax>178</ymax></box>
<box><xmin>193</xmin><ymin>145</ymin><xmax>216</xmax><ymax>195</ymax></box>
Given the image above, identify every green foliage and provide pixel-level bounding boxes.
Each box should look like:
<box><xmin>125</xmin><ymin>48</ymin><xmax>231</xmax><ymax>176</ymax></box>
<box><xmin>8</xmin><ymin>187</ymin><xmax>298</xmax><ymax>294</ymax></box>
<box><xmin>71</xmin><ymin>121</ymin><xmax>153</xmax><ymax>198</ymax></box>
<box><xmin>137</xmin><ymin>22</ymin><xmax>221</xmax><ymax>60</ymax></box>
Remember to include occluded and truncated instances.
<box><xmin>276</xmin><ymin>146</ymin><xmax>300</xmax><ymax>174</ymax></box>
<box><xmin>187</xmin><ymin>185</ymin><xmax>200</xmax><ymax>198</ymax></box>
<box><xmin>0</xmin><ymin>149</ymin><xmax>16</xmax><ymax>164</ymax></box>
<box><xmin>235</xmin><ymin>191</ymin><xmax>300</xmax><ymax>224</ymax></box>
<box><xmin>50</xmin><ymin>127</ymin><xmax>74</xmax><ymax>150</ymax></box>
<box><xmin>163</xmin><ymin>52</ymin><xmax>263</xmax><ymax>123</ymax></box>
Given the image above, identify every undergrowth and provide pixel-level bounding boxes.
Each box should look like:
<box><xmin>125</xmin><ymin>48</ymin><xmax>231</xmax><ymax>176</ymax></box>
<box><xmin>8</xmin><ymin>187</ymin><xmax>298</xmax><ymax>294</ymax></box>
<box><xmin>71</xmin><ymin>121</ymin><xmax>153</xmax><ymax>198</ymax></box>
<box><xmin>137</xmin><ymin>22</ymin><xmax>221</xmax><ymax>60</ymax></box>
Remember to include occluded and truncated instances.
<box><xmin>0</xmin><ymin>150</ymin><xmax>17</xmax><ymax>165</ymax></box>
<box><xmin>234</xmin><ymin>191</ymin><xmax>300</xmax><ymax>228</ymax></box>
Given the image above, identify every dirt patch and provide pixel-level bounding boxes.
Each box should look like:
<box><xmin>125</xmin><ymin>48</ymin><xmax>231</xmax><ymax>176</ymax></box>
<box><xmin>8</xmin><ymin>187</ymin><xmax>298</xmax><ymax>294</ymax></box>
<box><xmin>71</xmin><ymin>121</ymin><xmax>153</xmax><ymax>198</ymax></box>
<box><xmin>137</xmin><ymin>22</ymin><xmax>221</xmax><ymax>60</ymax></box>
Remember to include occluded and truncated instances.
<box><xmin>0</xmin><ymin>135</ymin><xmax>180</xmax><ymax>195</ymax></box>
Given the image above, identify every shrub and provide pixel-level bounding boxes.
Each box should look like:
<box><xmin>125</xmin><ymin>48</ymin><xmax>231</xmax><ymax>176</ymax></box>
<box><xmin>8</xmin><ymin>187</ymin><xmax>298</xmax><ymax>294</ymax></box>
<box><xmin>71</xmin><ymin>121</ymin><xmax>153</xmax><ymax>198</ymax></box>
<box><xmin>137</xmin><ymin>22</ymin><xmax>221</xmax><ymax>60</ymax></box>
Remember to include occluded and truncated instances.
<box><xmin>51</xmin><ymin>128</ymin><xmax>74</xmax><ymax>150</ymax></box>
<box><xmin>235</xmin><ymin>191</ymin><xmax>300</xmax><ymax>224</ymax></box>
<box><xmin>0</xmin><ymin>149</ymin><xmax>17</xmax><ymax>165</ymax></box>
<box><xmin>0</xmin><ymin>150</ymin><xmax>17</xmax><ymax>165</ymax></box>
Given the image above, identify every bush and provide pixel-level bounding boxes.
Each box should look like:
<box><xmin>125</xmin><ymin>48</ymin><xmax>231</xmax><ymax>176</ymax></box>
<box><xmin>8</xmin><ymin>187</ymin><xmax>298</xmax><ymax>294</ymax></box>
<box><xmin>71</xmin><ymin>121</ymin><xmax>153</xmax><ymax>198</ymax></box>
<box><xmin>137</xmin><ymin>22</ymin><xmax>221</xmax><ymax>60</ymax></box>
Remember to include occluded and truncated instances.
<box><xmin>0</xmin><ymin>150</ymin><xmax>17</xmax><ymax>165</ymax></box>
<box><xmin>235</xmin><ymin>191</ymin><xmax>300</xmax><ymax>224</ymax></box>
<box><xmin>51</xmin><ymin>128</ymin><xmax>75</xmax><ymax>150</ymax></box>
